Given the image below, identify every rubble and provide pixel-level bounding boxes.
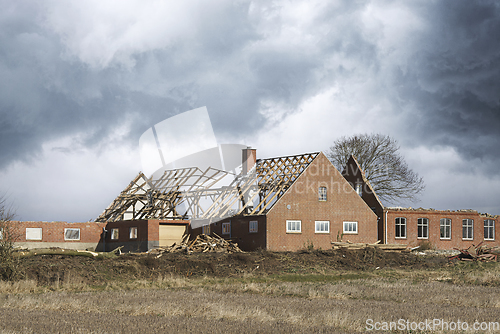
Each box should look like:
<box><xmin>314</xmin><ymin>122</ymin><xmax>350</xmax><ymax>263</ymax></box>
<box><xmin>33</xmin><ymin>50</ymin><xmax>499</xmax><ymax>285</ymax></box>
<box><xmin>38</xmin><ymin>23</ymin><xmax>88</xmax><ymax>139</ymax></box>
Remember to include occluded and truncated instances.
<box><xmin>448</xmin><ymin>242</ymin><xmax>500</xmax><ymax>262</ymax></box>
<box><xmin>331</xmin><ymin>241</ymin><xmax>408</xmax><ymax>251</ymax></box>
<box><xmin>149</xmin><ymin>233</ymin><xmax>243</xmax><ymax>257</ymax></box>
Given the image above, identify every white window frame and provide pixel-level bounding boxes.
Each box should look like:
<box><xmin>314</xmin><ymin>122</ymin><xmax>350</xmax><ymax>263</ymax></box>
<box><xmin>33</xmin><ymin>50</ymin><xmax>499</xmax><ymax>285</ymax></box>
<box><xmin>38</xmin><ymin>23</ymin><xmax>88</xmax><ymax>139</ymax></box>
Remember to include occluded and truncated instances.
<box><xmin>222</xmin><ymin>222</ymin><xmax>231</xmax><ymax>235</ymax></box>
<box><xmin>129</xmin><ymin>227</ymin><xmax>138</xmax><ymax>239</ymax></box>
<box><xmin>64</xmin><ymin>228</ymin><xmax>80</xmax><ymax>241</ymax></box>
<box><xmin>110</xmin><ymin>228</ymin><xmax>119</xmax><ymax>240</ymax></box>
<box><xmin>249</xmin><ymin>221</ymin><xmax>258</xmax><ymax>233</ymax></box>
<box><xmin>484</xmin><ymin>219</ymin><xmax>495</xmax><ymax>240</ymax></box>
<box><xmin>417</xmin><ymin>218</ymin><xmax>429</xmax><ymax>239</ymax></box>
<box><xmin>26</xmin><ymin>228</ymin><xmax>42</xmax><ymax>241</ymax></box>
<box><xmin>315</xmin><ymin>221</ymin><xmax>330</xmax><ymax>234</ymax></box>
<box><xmin>395</xmin><ymin>217</ymin><xmax>406</xmax><ymax>239</ymax></box>
<box><xmin>318</xmin><ymin>186</ymin><xmax>327</xmax><ymax>201</ymax></box>
<box><xmin>440</xmin><ymin>218</ymin><xmax>451</xmax><ymax>239</ymax></box>
<box><xmin>343</xmin><ymin>221</ymin><xmax>358</xmax><ymax>234</ymax></box>
<box><xmin>286</xmin><ymin>220</ymin><xmax>301</xmax><ymax>233</ymax></box>
<box><xmin>462</xmin><ymin>219</ymin><xmax>474</xmax><ymax>240</ymax></box>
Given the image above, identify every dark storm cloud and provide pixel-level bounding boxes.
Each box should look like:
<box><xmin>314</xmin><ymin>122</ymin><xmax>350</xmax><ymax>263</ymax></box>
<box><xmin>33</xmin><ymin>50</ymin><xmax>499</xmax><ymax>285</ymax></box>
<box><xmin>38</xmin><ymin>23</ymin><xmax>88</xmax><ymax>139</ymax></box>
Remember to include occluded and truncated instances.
<box><xmin>394</xmin><ymin>1</ymin><xmax>500</xmax><ymax>171</ymax></box>
<box><xmin>2</xmin><ymin>0</ymin><xmax>500</xmax><ymax>174</ymax></box>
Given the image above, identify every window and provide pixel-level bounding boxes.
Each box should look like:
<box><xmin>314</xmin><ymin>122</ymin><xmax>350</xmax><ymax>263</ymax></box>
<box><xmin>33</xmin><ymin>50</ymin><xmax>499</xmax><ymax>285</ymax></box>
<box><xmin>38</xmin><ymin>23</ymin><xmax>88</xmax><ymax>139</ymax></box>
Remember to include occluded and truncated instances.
<box><xmin>0</xmin><ymin>228</ymin><xmax>3</xmax><ymax>240</ymax></box>
<box><xmin>355</xmin><ymin>183</ymin><xmax>363</xmax><ymax>197</ymax></box>
<box><xmin>202</xmin><ymin>225</ymin><xmax>210</xmax><ymax>235</ymax></box>
<box><xmin>417</xmin><ymin>218</ymin><xmax>429</xmax><ymax>239</ymax></box>
<box><xmin>440</xmin><ymin>218</ymin><xmax>451</xmax><ymax>239</ymax></box>
<box><xmin>484</xmin><ymin>219</ymin><xmax>495</xmax><ymax>240</ymax></box>
<box><xmin>222</xmin><ymin>222</ymin><xmax>231</xmax><ymax>235</ymax></box>
<box><xmin>462</xmin><ymin>219</ymin><xmax>473</xmax><ymax>240</ymax></box>
<box><xmin>286</xmin><ymin>220</ymin><xmax>301</xmax><ymax>233</ymax></box>
<box><xmin>249</xmin><ymin>221</ymin><xmax>258</xmax><ymax>233</ymax></box>
<box><xmin>315</xmin><ymin>221</ymin><xmax>330</xmax><ymax>233</ymax></box>
<box><xmin>129</xmin><ymin>227</ymin><xmax>138</xmax><ymax>239</ymax></box>
<box><xmin>26</xmin><ymin>228</ymin><xmax>42</xmax><ymax>240</ymax></box>
<box><xmin>318</xmin><ymin>186</ymin><xmax>327</xmax><ymax>201</ymax></box>
<box><xmin>343</xmin><ymin>221</ymin><xmax>358</xmax><ymax>234</ymax></box>
<box><xmin>64</xmin><ymin>228</ymin><xmax>80</xmax><ymax>241</ymax></box>
<box><xmin>110</xmin><ymin>228</ymin><xmax>119</xmax><ymax>240</ymax></box>
<box><xmin>395</xmin><ymin>218</ymin><xmax>406</xmax><ymax>239</ymax></box>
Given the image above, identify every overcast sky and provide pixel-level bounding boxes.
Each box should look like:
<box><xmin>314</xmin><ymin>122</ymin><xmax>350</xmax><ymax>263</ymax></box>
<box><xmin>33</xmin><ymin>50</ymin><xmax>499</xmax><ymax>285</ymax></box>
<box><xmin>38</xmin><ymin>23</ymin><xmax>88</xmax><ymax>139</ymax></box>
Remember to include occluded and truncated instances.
<box><xmin>1</xmin><ymin>0</ymin><xmax>499</xmax><ymax>222</ymax></box>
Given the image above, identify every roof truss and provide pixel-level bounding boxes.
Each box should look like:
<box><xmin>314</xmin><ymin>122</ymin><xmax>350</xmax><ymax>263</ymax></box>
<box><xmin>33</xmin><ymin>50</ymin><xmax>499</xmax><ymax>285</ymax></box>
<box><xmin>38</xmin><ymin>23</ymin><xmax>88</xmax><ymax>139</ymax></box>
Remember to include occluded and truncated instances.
<box><xmin>96</xmin><ymin>152</ymin><xmax>319</xmax><ymax>223</ymax></box>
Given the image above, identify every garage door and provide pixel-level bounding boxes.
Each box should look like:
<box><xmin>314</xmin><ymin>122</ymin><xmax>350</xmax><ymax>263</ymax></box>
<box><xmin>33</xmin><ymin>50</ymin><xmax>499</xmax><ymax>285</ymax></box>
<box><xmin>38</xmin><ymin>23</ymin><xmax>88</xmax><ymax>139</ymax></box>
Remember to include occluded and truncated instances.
<box><xmin>159</xmin><ymin>224</ymin><xmax>187</xmax><ymax>247</ymax></box>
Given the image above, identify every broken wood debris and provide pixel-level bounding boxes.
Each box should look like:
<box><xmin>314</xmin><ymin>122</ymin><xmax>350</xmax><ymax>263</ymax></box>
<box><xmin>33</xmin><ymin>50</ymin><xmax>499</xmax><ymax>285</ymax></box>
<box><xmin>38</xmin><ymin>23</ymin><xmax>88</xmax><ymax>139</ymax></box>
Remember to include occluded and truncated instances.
<box><xmin>331</xmin><ymin>241</ymin><xmax>408</xmax><ymax>251</ymax></box>
<box><xmin>149</xmin><ymin>233</ymin><xmax>243</xmax><ymax>257</ymax></box>
<box><xmin>448</xmin><ymin>242</ymin><xmax>500</xmax><ymax>262</ymax></box>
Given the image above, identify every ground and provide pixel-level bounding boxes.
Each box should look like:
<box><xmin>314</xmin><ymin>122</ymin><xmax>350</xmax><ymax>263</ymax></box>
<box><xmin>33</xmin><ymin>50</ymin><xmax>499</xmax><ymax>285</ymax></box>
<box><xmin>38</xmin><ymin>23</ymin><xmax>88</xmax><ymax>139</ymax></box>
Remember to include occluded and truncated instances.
<box><xmin>0</xmin><ymin>249</ymin><xmax>499</xmax><ymax>333</ymax></box>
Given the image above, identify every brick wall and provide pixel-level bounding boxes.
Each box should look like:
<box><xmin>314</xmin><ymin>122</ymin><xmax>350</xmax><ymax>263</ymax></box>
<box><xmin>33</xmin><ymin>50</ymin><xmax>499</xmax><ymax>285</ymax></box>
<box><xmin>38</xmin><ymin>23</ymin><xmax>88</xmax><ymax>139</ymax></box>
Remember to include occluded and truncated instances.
<box><xmin>9</xmin><ymin>221</ymin><xmax>106</xmax><ymax>250</ymax></box>
<box><xmin>190</xmin><ymin>216</ymin><xmax>267</xmax><ymax>251</ymax></box>
<box><xmin>385</xmin><ymin>209</ymin><xmax>500</xmax><ymax>249</ymax></box>
<box><xmin>266</xmin><ymin>153</ymin><xmax>378</xmax><ymax>251</ymax></box>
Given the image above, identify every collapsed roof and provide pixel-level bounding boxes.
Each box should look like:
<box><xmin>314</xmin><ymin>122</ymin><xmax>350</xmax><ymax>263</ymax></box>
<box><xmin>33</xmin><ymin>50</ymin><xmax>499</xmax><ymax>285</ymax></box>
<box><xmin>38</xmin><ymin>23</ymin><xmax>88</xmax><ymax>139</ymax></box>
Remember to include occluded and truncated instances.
<box><xmin>96</xmin><ymin>152</ymin><xmax>319</xmax><ymax>227</ymax></box>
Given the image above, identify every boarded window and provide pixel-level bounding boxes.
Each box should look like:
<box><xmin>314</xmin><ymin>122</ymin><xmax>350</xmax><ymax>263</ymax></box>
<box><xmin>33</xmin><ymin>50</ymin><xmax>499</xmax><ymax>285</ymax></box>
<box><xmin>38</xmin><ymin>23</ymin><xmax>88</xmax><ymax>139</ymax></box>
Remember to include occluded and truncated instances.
<box><xmin>129</xmin><ymin>227</ymin><xmax>138</xmax><ymax>239</ymax></box>
<box><xmin>395</xmin><ymin>218</ymin><xmax>406</xmax><ymax>238</ymax></box>
<box><xmin>286</xmin><ymin>220</ymin><xmax>301</xmax><ymax>233</ymax></box>
<box><xmin>249</xmin><ymin>221</ymin><xmax>258</xmax><ymax>233</ymax></box>
<box><xmin>343</xmin><ymin>221</ymin><xmax>357</xmax><ymax>234</ymax></box>
<box><xmin>315</xmin><ymin>221</ymin><xmax>330</xmax><ymax>233</ymax></box>
<box><xmin>440</xmin><ymin>218</ymin><xmax>451</xmax><ymax>239</ymax></box>
<box><xmin>110</xmin><ymin>228</ymin><xmax>119</xmax><ymax>240</ymax></box>
<box><xmin>222</xmin><ymin>222</ymin><xmax>231</xmax><ymax>235</ymax></box>
<box><xmin>64</xmin><ymin>228</ymin><xmax>80</xmax><ymax>240</ymax></box>
<box><xmin>26</xmin><ymin>228</ymin><xmax>42</xmax><ymax>240</ymax></box>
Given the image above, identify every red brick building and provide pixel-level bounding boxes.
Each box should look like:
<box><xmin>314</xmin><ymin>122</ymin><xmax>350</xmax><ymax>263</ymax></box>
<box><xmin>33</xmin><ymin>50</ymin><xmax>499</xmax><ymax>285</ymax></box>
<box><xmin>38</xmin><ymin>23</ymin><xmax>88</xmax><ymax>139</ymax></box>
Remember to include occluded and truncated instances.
<box><xmin>190</xmin><ymin>152</ymin><xmax>379</xmax><ymax>251</ymax></box>
<box><xmin>7</xmin><ymin>149</ymin><xmax>499</xmax><ymax>252</ymax></box>
<box><xmin>384</xmin><ymin>208</ymin><xmax>499</xmax><ymax>250</ymax></box>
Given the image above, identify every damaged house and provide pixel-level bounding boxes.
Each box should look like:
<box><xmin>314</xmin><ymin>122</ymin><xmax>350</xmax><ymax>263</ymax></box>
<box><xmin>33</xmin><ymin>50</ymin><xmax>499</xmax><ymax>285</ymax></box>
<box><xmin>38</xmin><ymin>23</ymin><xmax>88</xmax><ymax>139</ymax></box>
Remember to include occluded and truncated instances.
<box><xmin>10</xmin><ymin>148</ymin><xmax>499</xmax><ymax>252</ymax></box>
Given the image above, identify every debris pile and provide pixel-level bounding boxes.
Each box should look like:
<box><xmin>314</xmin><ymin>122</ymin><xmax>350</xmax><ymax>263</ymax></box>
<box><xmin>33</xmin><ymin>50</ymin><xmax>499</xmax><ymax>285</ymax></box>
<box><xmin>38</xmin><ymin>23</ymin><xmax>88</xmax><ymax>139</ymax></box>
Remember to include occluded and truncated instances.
<box><xmin>149</xmin><ymin>233</ymin><xmax>243</xmax><ymax>257</ymax></box>
<box><xmin>448</xmin><ymin>243</ymin><xmax>500</xmax><ymax>262</ymax></box>
<box><xmin>331</xmin><ymin>241</ymin><xmax>408</xmax><ymax>251</ymax></box>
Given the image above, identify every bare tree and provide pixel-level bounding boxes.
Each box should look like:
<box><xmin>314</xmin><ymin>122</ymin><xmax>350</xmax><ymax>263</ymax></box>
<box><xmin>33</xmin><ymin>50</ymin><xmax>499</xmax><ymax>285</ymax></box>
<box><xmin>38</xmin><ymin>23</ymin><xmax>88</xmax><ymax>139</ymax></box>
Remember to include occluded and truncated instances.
<box><xmin>327</xmin><ymin>134</ymin><xmax>425</xmax><ymax>204</ymax></box>
<box><xmin>0</xmin><ymin>195</ymin><xmax>19</xmax><ymax>280</ymax></box>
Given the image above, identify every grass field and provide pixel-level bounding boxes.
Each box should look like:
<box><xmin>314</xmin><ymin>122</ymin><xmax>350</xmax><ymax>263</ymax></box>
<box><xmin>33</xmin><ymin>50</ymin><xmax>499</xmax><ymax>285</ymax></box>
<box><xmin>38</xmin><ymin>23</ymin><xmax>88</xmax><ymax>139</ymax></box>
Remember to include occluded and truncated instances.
<box><xmin>0</xmin><ymin>249</ymin><xmax>499</xmax><ymax>333</ymax></box>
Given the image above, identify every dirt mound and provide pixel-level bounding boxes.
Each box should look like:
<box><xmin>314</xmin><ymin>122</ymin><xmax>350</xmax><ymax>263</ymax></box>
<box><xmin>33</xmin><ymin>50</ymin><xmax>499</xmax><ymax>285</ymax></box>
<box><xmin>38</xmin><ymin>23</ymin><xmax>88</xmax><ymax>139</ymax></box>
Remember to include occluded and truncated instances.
<box><xmin>15</xmin><ymin>248</ymin><xmax>447</xmax><ymax>286</ymax></box>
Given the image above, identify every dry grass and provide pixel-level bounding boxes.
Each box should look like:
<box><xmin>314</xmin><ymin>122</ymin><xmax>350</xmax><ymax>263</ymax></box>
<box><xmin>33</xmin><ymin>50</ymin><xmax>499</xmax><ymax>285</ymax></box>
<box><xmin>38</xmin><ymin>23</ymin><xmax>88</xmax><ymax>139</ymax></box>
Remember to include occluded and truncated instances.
<box><xmin>1</xmin><ymin>260</ymin><xmax>500</xmax><ymax>333</ymax></box>
<box><xmin>0</xmin><ymin>272</ymin><xmax>499</xmax><ymax>333</ymax></box>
